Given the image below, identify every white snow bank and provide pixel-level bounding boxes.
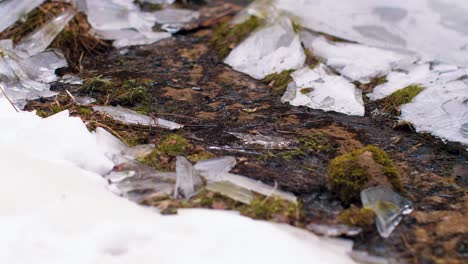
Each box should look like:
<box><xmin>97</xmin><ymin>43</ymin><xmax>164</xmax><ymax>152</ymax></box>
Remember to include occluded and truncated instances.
<box><xmin>0</xmin><ymin>100</ymin><xmax>356</xmax><ymax>263</ymax></box>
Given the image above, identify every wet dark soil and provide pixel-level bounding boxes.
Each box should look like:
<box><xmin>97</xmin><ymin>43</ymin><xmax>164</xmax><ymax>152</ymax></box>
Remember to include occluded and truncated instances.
<box><xmin>31</xmin><ymin>1</ymin><xmax>468</xmax><ymax>263</ymax></box>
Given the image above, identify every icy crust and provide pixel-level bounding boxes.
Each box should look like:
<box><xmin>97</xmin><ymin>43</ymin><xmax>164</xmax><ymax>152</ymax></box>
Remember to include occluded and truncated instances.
<box><xmin>304</xmin><ymin>34</ymin><xmax>416</xmax><ymax>84</ymax></box>
<box><xmin>0</xmin><ymin>100</ymin><xmax>356</xmax><ymax>264</ymax></box>
<box><xmin>224</xmin><ymin>16</ymin><xmax>305</xmax><ymax>80</ymax></box>
<box><xmin>275</xmin><ymin>0</ymin><xmax>468</xmax><ymax>67</ymax></box>
<box><xmin>281</xmin><ymin>65</ymin><xmax>365</xmax><ymax>116</ymax></box>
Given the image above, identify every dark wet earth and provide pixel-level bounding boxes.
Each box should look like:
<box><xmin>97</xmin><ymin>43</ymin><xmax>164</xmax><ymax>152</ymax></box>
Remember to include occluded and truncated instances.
<box><xmin>31</xmin><ymin>1</ymin><xmax>468</xmax><ymax>263</ymax></box>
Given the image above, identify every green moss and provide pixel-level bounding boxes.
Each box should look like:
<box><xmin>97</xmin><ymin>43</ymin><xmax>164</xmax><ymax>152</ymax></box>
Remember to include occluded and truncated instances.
<box><xmin>327</xmin><ymin>145</ymin><xmax>401</xmax><ymax>203</ymax></box>
<box><xmin>157</xmin><ymin>134</ymin><xmax>189</xmax><ymax>156</ymax></box>
<box><xmin>77</xmin><ymin>107</ymin><xmax>92</xmax><ymax>116</ymax></box>
<box><xmin>304</xmin><ymin>48</ymin><xmax>319</xmax><ymax>69</ymax></box>
<box><xmin>212</xmin><ymin>16</ymin><xmax>262</xmax><ymax>58</ymax></box>
<box><xmin>262</xmin><ymin>70</ymin><xmax>294</xmax><ymax>94</ymax></box>
<box><xmin>240</xmin><ymin>196</ymin><xmax>299</xmax><ymax>221</ymax></box>
<box><xmin>383</xmin><ymin>85</ymin><xmax>424</xmax><ymax>113</ymax></box>
<box><xmin>279</xmin><ymin>148</ymin><xmax>305</xmax><ymax>161</ymax></box>
<box><xmin>187</xmin><ymin>151</ymin><xmax>215</xmax><ymax>163</ymax></box>
<box><xmin>338</xmin><ymin>206</ymin><xmax>375</xmax><ymax>230</ymax></box>
<box><xmin>299</xmin><ymin>132</ymin><xmax>335</xmax><ymax>153</ymax></box>
<box><xmin>292</xmin><ymin>21</ymin><xmax>301</xmax><ymax>34</ymax></box>
<box><xmin>134</xmin><ymin>0</ymin><xmax>162</xmax><ymax>11</ymax></box>
<box><xmin>300</xmin><ymin>88</ymin><xmax>314</xmax><ymax>94</ymax></box>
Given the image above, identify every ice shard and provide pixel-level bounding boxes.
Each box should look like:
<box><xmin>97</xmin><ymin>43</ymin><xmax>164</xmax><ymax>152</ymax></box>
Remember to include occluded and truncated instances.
<box><xmin>194</xmin><ymin>156</ymin><xmax>237</xmax><ymax>181</ymax></box>
<box><xmin>0</xmin><ymin>0</ymin><xmax>46</xmax><ymax>33</ymax></box>
<box><xmin>361</xmin><ymin>186</ymin><xmax>413</xmax><ymax>238</ymax></box>
<box><xmin>18</xmin><ymin>50</ymin><xmax>68</xmax><ymax>83</ymax></box>
<box><xmin>274</xmin><ymin>0</ymin><xmax>468</xmax><ymax>67</ymax></box>
<box><xmin>224</xmin><ymin>16</ymin><xmax>305</xmax><ymax>79</ymax></box>
<box><xmin>93</xmin><ymin>105</ymin><xmax>183</xmax><ymax>130</ymax></box>
<box><xmin>302</xmin><ymin>33</ymin><xmax>416</xmax><ymax>84</ymax></box>
<box><xmin>174</xmin><ymin>156</ymin><xmax>203</xmax><ymax>199</ymax></box>
<box><xmin>152</xmin><ymin>8</ymin><xmax>200</xmax><ymax>34</ymax></box>
<box><xmin>281</xmin><ymin>65</ymin><xmax>365</xmax><ymax>116</ymax></box>
<box><xmin>15</xmin><ymin>9</ymin><xmax>75</xmax><ymax>56</ymax></box>
<box><xmin>206</xmin><ymin>181</ymin><xmax>254</xmax><ymax>204</ymax></box>
<box><xmin>228</xmin><ymin>132</ymin><xmax>292</xmax><ymax>149</ymax></box>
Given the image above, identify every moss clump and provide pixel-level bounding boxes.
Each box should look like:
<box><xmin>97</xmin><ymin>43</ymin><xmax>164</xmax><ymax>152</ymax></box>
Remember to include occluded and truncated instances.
<box><xmin>279</xmin><ymin>148</ymin><xmax>305</xmax><ymax>161</ymax></box>
<box><xmin>212</xmin><ymin>16</ymin><xmax>262</xmax><ymax>58</ymax></box>
<box><xmin>158</xmin><ymin>134</ymin><xmax>189</xmax><ymax>156</ymax></box>
<box><xmin>80</xmin><ymin>76</ymin><xmax>152</xmax><ymax>109</ymax></box>
<box><xmin>300</xmin><ymin>88</ymin><xmax>314</xmax><ymax>94</ymax></box>
<box><xmin>304</xmin><ymin>48</ymin><xmax>320</xmax><ymax>69</ymax></box>
<box><xmin>327</xmin><ymin>145</ymin><xmax>402</xmax><ymax>203</ymax></box>
<box><xmin>383</xmin><ymin>85</ymin><xmax>424</xmax><ymax>114</ymax></box>
<box><xmin>299</xmin><ymin>132</ymin><xmax>335</xmax><ymax>153</ymax></box>
<box><xmin>240</xmin><ymin>196</ymin><xmax>299</xmax><ymax>222</ymax></box>
<box><xmin>262</xmin><ymin>70</ymin><xmax>294</xmax><ymax>94</ymax></box>
<box><xmin>338</xmin><ymin>206</ymin><xmax>375</xmax><ymax>230</ymax></box>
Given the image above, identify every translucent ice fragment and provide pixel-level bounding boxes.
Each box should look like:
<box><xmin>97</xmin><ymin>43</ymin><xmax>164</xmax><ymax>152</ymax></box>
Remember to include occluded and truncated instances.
<box><xmin>15</xmin><ymin>9</ymin><xmax>75</xmax><ymax>56</ymax></box>
<box><xmin>304</xmin><ymin>35</ymin><xmax>416</xmax><ymax>83</ymax></box>
<box><xmin>121</xmin><ymin>144</ymin><xmax>155</xmax><ymax>160</ymax></box>
<box><xmin>228</xmin><ymin>132</ymin><xmax>292</xmax><ymax>149</ymax></box>
<box><xmin>306</xmin><ymin>223</ymin><xmax>361</xmax><ymax>237</ymax></box>
<box><xmin>206</xmin><ymin>181</ymin><xmax>254</xmax><ymax>204</ymax></box>
<box><xmin>281</xmin><ymin>64</ymin><xmax>365</xmax><ymax>116</ymax></box>
<box><xmin>95</xmin><ymin>127</ymin><xmax>128</xmax><ymax>161</ymax></box>
<box><xmin>361</xmin><ymin>186</ymin><xmax>413</xmax><ymax>238</ymax></box>
<box><xmin>93</xmin><ymin>106</ymin><xmax>183</xmax><ymax>130</ymax></box>
<box><xmin>174</xmin><ymin>156</ymin><xmax>203</xmax><ymax>199</ymax></box>
<box><xmin>194</xmin><ymin>156</ymin><xmax>237</xmax><ymax>181</ymax></box>
<box><xmin>153</xmin><ymin>8</ymin><xmax>199</xmax><ymax>33</ymax></box>
<box><xmin>18</xmin><ymin>50</ymin><xmax>68</xmax><ymax>83</ymax></box>
<box><xmin>221</xmin><ymin>172</ymin><xmax>297</xmax><ymax>204</ymax></box>
<box><xmin>59</xmin><ymin>74</ymin><xmax>84</xmax><ymax>85</ymax></box>
<box><xmin>224</xmin><ymin>16</ymin><xmax>305</xmax><ymax>79</ymax></box>
<box><xmin>0</xmin><ymin>0</ymin><xmax>46</xmax><ymax>33</ymax></box>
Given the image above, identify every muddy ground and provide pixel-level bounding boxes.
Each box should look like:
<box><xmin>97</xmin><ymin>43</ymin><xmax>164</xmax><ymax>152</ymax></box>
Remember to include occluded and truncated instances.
<box><xmin>25</xmin><ymin>1</ymin><xmax>467</xmax><ymax>263</ymax></box>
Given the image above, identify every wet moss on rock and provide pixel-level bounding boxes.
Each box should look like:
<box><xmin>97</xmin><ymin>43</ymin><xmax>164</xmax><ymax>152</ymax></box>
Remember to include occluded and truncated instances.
<box><xmin>338</xmin><ymin>205</ymin><xmax>375</xmax><ymax>230</ymax></box>
<box><xmin>211</xmin><ymin>16</ymin><xmax>262</xmax><ymax>59</ymax></box>
<box><xmin>327</xmin><ymin>145</ymin><xmax>402</xmax><ymax>203</ymax></box>
<box><xmin>299</xmin><ymin>132</ymin><xmax>335</xmax><ymax>153</ymax></box>
<box><xmin>383</xmin><ymin>85</ymin><xmax>424</xmax><ymax>114</ymax></box>
<box><xmin>262</xmin><ymin>69</ymin><xmax>294</xmax><ymax>94</ymax></box>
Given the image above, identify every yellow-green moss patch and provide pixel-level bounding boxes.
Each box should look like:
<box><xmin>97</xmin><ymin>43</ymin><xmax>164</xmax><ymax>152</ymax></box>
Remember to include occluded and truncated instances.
<box><xmin>262</xmin><ymin>69</ymin><xmax>294</xmax><ymax>94</ymax></box>
<box><xmin>327</xmin><ymin>145</ymin><xmax>402</xmax><ymax>203</ymax></box>
<box><xmin>338</xmin><ymin>206</ymin><xmax>375</xmax><ymax>230</ymax></box>
<box><xmin>383</xmin><ymin>85</ymin><xmax>424</xmax><ymax>113</ymax></box>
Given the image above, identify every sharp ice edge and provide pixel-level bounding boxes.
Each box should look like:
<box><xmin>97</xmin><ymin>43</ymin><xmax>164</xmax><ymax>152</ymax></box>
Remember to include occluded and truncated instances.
<box><xmin>0</xmin><ymin>0</ymin><xmax>46</xmax><ymax>33</ymax></box>
<box><xmin>307</xmin><ymin>223</ymin><xmax>362</xmax><ymax>237</ymax></box>
<box><xmin>194</xmin><ymin>156</ymin><xmax>237</xmax><ymax>182</ymax></box>
<box><xmin>152</xmin><ymin>8</ymin><xmax>199</xmax><ymax>33</ymax></box>
<box><xmin>302</xmin><ymin>33</ymin><xmax>417</xmax><ymax>84</ymax></box>
<box><xmin>224</xmin><ymin>15</ymin><xmax>305</xmax><ymax>80</ymax></box>
<box><xmin>15</xmin><ymin>9</ymin><xmax>75</xmax><ymax>57</ymax></box>
<box><xmin>93</xmin><ymin>105</ymin><xmax>183</xmax><ymax>130</ymax></box>
<box><xmin>206</xmin><ymin>181</ymin><xmax>254</xmax><ymax>204</ymax></box>
<box><xmin>361</xmin><ymin>186</ymin><xmax>413</xmax><ymax>238</ymax></box>
<box><xmin>281</xmin><ymin>64</ymin><xmax>365</xmax><ymax>116</ymax></box>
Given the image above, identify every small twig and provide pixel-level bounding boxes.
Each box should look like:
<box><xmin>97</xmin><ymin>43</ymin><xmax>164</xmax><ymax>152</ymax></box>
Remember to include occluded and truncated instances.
<box><xmin>65</xmin><ymin>89</ymin><xmax>76</xmax><ymax>103</ymax></box>
<box><xmin>0</xmin><ymin>84</ymin><xmax>19</xmax><ymax>112</ymax></box>
<box><xmin>90</xmin><ymin>120</ymin><xmax>130</xmax><ymax>146</ymax></box>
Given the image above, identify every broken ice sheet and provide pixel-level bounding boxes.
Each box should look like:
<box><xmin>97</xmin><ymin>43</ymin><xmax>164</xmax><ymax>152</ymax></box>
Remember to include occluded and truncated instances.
<box><xmin>224</xmin><ymin>16</ymin><xmax>305</xmax><ymax>80</ymax></box>
<box><xmin>194</xmin><ymin>156</ymin><xmax>237</xmax><ymax>182</ymax></box>
<box><xmin>15</xmin><ymin>9</ymin><xmax>75</xmax><ymax>57</ymax></box>
<box><xmin>18</xmin><ymin>50</ymin><xmax>68</xmax><ymax>83</ymax></box>
<box><xmin>302</xmin><ymin>33</ymin><xmax>416</xmax><ymax>84</ymax></box>
<box><xmin>206</xmin><ymin>181</ymin><xmax>254</xmax><ymax>204</ymax></box>
<box><xmin>275</xmin><ymin>0</ymin><xmax>468</xmax><ymax>67</ymax></box>
<box><xmin>361</xmin><ymin>186</ymin><xmax>413</xmax><ymax>238</ymax></box>
<box><xmin>281</xmin><ymin>64</ymin><xmax>365</xmax><ymax>116</ymax></box>
<box><xmin>228</xmin><ymin>132</ymin><xmax>292</xmax><ymax>149</ymax></box>
<box><xmin>174</xmin><ymin>156</ymin><xmax>203</xmax><ymax>199</ymax></box>
<box><xmin>0</xmin><ymin>0</ymin><xmax>46</xmax><ymax>33</ymax></box>
<box><xmin>93</xmin><ymin>105</ymin><xmax>183</xmax><ymax>130</ymax></box>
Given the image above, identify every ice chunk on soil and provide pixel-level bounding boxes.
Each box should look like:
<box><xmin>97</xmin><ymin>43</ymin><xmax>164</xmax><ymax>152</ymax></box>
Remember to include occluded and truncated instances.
<box><xmin>303</xmin><ymin>34</ymin><xmax>416</xmax><ymax>83</ymax></box>
<box><xmin>95</xmin><ymin>127</ymin><xmax>128</xmax><ymax>160</ymax></box>
<box><xmin>59</xmin><ymin>74</ymin><xmax>84</xmax><ymax>85</ymax></box>
<box><xmin>121</xmin><ymin>144</ymin><xmax>155</xmax><ymax>160</ymax></box>
<box><xmin>281</xmin><ymin>65</ymin><xmax>365</xmax><ymax>116</ymax></box>
<box><xmin>15</xmin><ymin>9</ymin><xmax>75</xmax><ymax>56</ymax></box>
<box><xmin>174</xmin><ymin>156</ymin><xmax>203</xmax><ymax>199</ymax></box>
<box><xmin>0</xmin><ymin>0</ymin><xmax>46</xmax><ymax>33</ymax></box>
<box><xmin>18</xmin><ymin>50</ymin><xmax>68</xmax><ymax>83</ymax></box>
<box><xmin>153</xmin><ymin>8</ymin><xmax>200</xmax><ymax>33</ymax></box>
<box><xmin>229</xmin><ymin>132</ymin><xmax>292</xmax><ymax>149</ymax></box>
<box><xmin>194</xmin><ymin>156</ymin><xmax>237</xmax><ymax>181</ymax></box>
<box><xmin>275</xmin><ymin>0</ymin><xmax>468</xmax><ymax>67</ymax></box>
<box><xmin>93</xmin><ymin>105</ymin><xmax>183</xmax><ymax>130</ymax></box>
<box><xmin>361</xmin><ymin>186</ymin><xmax>413</xmax><ymax>238</ymax></box>
<box><xmin>224</xmin><ymin>16</ymin><xmax>305</xmax><ymax>79</ymax></box>
<box><xmin>306</xmin><ymin>223</ymin><xmax>361</xmax><ymax>237</ymax></box>
<box><xmin>206</xmin><ymin>181</ymin><xmax>254</xmax><ymax>204</ymax></box>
